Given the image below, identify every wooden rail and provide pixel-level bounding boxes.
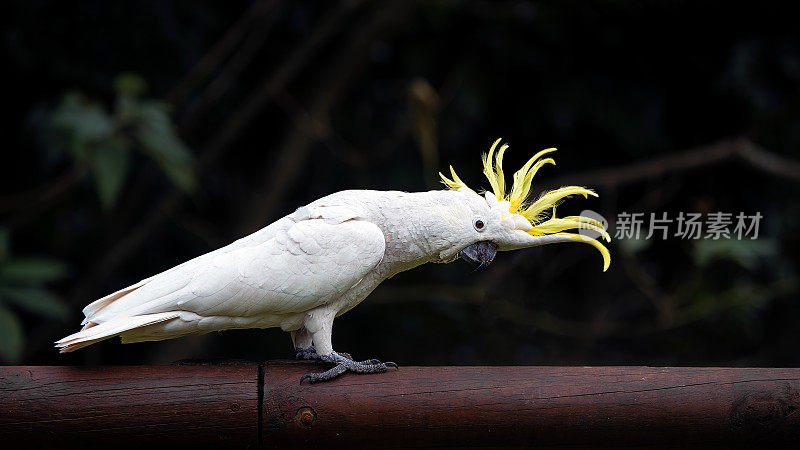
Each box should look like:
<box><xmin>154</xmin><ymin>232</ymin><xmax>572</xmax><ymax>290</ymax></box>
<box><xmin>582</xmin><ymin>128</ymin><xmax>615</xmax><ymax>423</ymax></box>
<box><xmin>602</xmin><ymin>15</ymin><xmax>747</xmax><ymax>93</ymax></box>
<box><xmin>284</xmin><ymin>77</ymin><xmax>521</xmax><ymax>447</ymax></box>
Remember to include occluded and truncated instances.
<box><xmin>1</xmin><ymin>363</ymin><xmax>799</xmax><ymax>448</ymax></box>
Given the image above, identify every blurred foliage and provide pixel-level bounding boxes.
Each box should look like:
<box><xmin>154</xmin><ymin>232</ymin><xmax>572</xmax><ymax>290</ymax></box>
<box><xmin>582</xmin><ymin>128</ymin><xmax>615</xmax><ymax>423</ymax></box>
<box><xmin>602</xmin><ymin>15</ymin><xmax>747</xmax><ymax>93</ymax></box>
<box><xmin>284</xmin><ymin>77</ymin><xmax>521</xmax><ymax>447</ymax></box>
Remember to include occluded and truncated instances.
<box><xmin>694</xmin><ymin>239</ymin><xmax>778</xmax><ymax>270</ymax></box>
<box><xmin>41</xmin><ymin>73</ymin><xmax>196</xmax><ymax>210</ymax></box>
<box><xmin>0</xmin><ymin>228</ymin><xmax>68</xmax><ymax>362</ymax></box>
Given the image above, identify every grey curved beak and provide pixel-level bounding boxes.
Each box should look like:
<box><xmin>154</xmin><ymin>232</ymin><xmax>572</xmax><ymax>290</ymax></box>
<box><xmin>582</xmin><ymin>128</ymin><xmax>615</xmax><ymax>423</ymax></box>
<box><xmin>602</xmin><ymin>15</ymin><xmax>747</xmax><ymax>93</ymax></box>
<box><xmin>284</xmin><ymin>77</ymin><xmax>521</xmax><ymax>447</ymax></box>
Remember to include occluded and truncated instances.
<box><xmin>460</xmin><ymin>241</ymin><xmax>498</xmax><ymax>270</ymax></box>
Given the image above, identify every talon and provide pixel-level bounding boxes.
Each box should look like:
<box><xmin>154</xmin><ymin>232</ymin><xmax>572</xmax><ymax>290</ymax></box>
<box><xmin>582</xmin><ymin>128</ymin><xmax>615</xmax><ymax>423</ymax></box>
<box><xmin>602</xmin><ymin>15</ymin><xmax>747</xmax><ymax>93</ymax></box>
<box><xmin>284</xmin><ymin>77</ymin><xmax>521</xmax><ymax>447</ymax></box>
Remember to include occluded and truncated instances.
<box><xmin>297</xmin><ymin>350</ymin><xmax>398</xmax><ymax>382</ymax></box>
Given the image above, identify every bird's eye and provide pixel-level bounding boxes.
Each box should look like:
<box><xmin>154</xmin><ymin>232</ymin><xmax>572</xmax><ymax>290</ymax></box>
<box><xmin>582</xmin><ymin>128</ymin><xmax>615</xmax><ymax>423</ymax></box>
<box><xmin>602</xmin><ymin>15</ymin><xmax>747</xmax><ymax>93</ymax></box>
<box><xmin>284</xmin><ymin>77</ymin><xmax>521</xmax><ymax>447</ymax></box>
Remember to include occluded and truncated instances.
<box><xmin>474</xmin><ymin>219</ymin><xmax>485</xmax><ymax>231</ymax></box>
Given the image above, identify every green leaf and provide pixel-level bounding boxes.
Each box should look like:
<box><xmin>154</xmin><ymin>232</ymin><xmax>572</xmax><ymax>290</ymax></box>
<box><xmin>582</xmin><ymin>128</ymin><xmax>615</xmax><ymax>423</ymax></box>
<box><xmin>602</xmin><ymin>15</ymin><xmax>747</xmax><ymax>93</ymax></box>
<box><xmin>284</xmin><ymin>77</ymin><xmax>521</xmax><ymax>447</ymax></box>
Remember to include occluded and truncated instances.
<box><xmin>132</xmin><ymin>101</ymin><xmax>197</xmax><ymax>192</ymax></box>
<box><xmin>0</xmin><ymin>287</ymin><xmax>70</xmax><ymax>320</ymax></box>
<box><xmin>90</xmin><ymin>138</ymin><xmax>131</xmax><ymax>209</ymax></box>
<box><xmin>0</xmin><ymin>305</ymin><xmax>24</xmax><ymax>363</ymax></box>
<box><xmin>50</xmin><ymin>93</ymin><xmax>114</xmax><ymax>159</ymax></box>
<box><xmin>0</xmin><ymin>258</ymin><xmax>68</xmax><ymax>283</ymax></box>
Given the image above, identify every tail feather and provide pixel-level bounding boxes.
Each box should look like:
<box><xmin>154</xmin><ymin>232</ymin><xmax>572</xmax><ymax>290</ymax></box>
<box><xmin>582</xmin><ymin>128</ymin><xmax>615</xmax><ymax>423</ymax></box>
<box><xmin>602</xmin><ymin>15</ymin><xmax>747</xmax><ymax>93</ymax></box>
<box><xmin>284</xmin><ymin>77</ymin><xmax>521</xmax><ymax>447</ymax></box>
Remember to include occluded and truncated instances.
<box><xmin>80</xmin><ymin>278</ymin><xmax>152</xmax><ymax>325</ymax></box>
<box><xmin>56</xmin><ymin>312</ymin><xmax>179</xmax><ymax>353</ymax></box>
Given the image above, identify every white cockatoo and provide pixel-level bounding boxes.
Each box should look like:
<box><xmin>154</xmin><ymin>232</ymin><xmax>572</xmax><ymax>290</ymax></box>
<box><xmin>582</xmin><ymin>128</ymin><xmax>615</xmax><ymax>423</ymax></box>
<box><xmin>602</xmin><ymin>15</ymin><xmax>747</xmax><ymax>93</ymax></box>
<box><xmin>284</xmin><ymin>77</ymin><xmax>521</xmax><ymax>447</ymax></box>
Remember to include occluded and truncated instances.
<box><xmin>57</xmin><ymin>139</ymin><xmax>610</xmax><ymax>382</ymax></box>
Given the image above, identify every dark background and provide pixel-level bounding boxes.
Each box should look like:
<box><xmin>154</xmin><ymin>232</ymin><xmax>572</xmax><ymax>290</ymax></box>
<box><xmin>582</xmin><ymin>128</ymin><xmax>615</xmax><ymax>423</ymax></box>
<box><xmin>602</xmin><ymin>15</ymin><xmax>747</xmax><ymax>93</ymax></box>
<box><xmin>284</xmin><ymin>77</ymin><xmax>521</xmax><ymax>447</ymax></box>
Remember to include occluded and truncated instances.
<box><xmin>2</xmin><ymin>0</ymin><xmax>799</xmax><ymax>367</ymax></box>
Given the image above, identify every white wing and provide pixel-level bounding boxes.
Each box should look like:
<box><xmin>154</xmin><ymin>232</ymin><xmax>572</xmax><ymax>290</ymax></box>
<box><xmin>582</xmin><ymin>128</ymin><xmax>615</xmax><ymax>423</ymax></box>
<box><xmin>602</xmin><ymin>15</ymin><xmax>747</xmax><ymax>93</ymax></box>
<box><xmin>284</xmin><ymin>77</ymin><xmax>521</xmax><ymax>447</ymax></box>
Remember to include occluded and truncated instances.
<box><xmin>56</xmin><ymin>203</ymin><xmax>385</xmax><ymax>352</ymax></box>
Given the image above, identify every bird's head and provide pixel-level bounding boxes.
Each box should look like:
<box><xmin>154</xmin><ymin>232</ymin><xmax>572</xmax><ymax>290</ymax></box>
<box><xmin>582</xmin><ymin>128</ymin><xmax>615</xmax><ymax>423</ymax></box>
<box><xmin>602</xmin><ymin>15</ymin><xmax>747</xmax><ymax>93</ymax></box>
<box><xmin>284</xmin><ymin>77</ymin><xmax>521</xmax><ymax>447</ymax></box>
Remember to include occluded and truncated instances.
<box><xmin>437</xmin><ymin>138</ymin><xmax>611</xmax><ymax>271</ymax></box>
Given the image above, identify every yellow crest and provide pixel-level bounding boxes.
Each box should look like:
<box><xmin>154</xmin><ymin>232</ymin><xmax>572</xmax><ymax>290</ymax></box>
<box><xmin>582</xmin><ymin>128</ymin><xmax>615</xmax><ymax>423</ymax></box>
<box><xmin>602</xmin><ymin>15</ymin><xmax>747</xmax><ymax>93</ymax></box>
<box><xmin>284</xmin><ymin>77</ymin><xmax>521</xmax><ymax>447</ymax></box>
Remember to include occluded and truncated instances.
<box><xmin>440</xmin><ymin>138</ymin><xmax>611</xmax><ymax>271</ymax></box>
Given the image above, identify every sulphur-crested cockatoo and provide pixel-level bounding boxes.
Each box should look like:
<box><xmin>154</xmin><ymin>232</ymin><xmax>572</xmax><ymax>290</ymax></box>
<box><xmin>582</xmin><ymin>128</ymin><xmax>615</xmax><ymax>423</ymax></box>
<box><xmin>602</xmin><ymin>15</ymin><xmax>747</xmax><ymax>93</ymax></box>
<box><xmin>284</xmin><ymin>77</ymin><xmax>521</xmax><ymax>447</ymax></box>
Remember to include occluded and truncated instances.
<box><xmin>57</xmin><ymin>139</ymin><xmax>610</xmax><ymax>382</ymax></box>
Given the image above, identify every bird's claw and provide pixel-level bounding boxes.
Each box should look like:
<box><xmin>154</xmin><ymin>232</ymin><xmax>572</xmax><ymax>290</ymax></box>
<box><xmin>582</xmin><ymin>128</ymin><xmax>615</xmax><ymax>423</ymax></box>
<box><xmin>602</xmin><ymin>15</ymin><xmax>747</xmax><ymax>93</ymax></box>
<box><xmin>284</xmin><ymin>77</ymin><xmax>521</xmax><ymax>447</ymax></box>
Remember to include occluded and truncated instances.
<box><xmin>299</xmin><ymin>373</ymin><xmax>316</xmax><ymax>384</ymax></box>
<box><xmin>298</xmin><ymin>351</ymin><xmax>398</xmax><ymax>383</ymax></box>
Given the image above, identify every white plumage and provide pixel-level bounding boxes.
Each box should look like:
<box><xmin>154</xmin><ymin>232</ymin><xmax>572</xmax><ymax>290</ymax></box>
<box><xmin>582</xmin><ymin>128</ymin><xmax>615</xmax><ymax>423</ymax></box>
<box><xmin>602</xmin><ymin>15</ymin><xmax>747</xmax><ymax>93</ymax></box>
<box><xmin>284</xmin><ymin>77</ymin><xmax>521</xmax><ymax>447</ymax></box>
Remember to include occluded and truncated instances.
<box><xmin>57</xmin><ymin>193</ymin><xmax>387</xmax><ymax>354</ymax></box>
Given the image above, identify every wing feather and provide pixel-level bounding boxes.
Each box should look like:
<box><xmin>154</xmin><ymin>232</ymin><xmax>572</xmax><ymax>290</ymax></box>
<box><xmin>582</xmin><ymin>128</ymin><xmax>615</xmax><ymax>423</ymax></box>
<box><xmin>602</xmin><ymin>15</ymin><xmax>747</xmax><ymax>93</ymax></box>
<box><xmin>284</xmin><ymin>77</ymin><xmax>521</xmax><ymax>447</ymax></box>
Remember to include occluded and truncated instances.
<box><xmin>58</xmin><ymin>204</ymin><xmax>385</xmax><ymax>350</ymax></box>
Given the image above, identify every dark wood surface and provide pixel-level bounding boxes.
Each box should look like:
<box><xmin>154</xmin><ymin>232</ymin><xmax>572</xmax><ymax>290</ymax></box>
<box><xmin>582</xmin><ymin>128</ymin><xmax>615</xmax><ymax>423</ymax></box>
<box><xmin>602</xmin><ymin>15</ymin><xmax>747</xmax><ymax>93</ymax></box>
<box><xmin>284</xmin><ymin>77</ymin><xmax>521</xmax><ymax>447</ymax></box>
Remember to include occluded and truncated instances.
<box><xmin>0</xmin><ymin>364</ymin><xmax>258</xmax><ymax>449</ymax></box>
<box><xmin>265</xmin><ymin>364</ymin><xmax>800</xmax><ymax>448</ymax></box>
<box><xmin>2</xmin><ymin>364</ymin><xmax>799</xmax><ymax>448</ymax></box>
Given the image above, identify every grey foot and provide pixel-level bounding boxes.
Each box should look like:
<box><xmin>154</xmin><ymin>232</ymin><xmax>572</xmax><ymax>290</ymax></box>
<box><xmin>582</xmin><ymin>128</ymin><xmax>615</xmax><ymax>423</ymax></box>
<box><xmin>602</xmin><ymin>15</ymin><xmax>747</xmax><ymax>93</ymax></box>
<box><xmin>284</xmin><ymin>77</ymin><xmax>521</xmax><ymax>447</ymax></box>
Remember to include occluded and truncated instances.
<box><xmin>295</xmin><ymin>346</ymin><xmax>318</xmax><ymax>360</ymax></box>
<box><xmin>299</xmin><ymin>350</ymin><xmax>398</xmax><ymax>383</ymax></box>
<box><xmin>295</xmin><ymin>346</ymin><xmax>352</xmax><ymax>361</ymax></box>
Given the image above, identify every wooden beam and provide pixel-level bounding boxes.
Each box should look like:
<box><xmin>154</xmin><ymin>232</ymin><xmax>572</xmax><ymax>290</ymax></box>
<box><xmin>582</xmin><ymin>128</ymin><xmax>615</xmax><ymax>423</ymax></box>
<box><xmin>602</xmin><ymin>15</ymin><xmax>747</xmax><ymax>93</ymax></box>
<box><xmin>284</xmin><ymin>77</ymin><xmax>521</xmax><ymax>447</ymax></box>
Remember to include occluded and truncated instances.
<box><xmin>264</xmin><ymin>364</ymin><xmax>800</xmax><ymax>448</ymax></box>
<box><xmin>2</xmin><ymin>364</ymin><xmax>799</xmax><ymax>448</ymax></box>
<box><xmin>0</xmin><ymin>365</ymin><xmax>258</xmax><ymax>449</ymax></box>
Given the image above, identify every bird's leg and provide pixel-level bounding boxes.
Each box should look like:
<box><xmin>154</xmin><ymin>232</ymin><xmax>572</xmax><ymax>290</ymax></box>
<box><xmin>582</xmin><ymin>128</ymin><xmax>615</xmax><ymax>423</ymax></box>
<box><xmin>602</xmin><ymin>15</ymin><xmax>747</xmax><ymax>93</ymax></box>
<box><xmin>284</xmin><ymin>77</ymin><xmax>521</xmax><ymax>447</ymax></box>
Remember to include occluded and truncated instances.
<box><xmin>298</xmin><ymin>315</ymin><xmax>397</xmax><ymax>383</ymax></box>
<box><xmin>292</xmin><ymin>328</ymin><xmax>351</xmax><ymax>360</ymax></box>
<box><xmin>292</xmin><ymin>328</ymin><xmax>317</xmax><ymax>360</ymax></box>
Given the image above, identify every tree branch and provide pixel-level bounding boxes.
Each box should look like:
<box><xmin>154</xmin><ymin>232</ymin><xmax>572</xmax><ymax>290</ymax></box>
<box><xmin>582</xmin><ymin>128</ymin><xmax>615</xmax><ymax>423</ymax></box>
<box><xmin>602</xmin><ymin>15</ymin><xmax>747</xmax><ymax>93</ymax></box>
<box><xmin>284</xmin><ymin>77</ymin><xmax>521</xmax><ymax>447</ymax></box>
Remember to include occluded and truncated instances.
<box><xmin>0</xmin><ymin>163</ymin><xmax>87</xmax><ymax>216</ymax></box>
<box><xmin>177</xmin><ymin>1</ymin><xmax>284</xmax><ymax>132</ymax></box>
<box><xmin>164</xmin><ymin>0</ymin><xmax>276</xmax><ymax>106</ymax></box>
<box><xmin>542</xmin><ymin>137</ymin><xmax>800</xmax><ymax>190</ymax></box>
